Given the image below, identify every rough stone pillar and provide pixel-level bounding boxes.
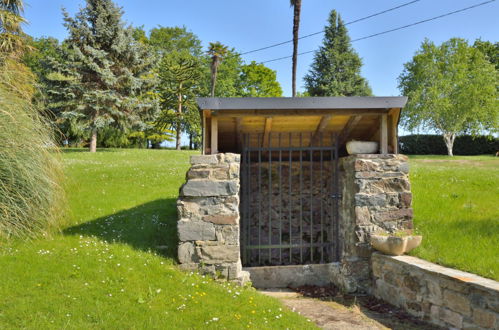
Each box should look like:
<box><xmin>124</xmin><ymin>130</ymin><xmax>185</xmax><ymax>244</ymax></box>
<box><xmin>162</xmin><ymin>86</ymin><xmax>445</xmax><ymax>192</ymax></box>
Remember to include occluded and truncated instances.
<box><xmin>332</xmin><ymin>154</ymin><xmax>413</xmax><ymax>293</ymax></box>
<box><xmin>177</xmin><ymin>153</ymin><xmax>248</xmax><ymax>283</ymax></box>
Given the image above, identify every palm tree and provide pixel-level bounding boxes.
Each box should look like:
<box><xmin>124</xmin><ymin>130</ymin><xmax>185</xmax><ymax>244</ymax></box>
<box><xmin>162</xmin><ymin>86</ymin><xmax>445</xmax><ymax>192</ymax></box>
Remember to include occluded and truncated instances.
<box><xmin>290</xmin><ymin>0</ymin><xmax>302</xmax><ymax>97</ymax></box>
<box><xmin>207</xmin><ymin>41</ymin><xmax>228</xmax><ymax>97</ymax></box>
<box><xmin>0</xmin><ymin>0</ymin><xmax>26</xmax><ymax>56</ymax></box>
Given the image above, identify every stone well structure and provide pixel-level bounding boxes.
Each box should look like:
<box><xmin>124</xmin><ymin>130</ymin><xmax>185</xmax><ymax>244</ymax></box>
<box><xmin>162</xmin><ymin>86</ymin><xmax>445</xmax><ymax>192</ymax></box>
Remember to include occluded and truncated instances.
<box><xmin>177</xmin><ymin>152</ymin><xmax>413</xmax><ymax>291</ymax></box>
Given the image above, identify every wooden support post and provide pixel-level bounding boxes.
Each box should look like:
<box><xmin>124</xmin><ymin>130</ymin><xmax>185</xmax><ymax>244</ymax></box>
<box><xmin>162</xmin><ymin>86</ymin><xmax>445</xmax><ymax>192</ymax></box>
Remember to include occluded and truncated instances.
<box><xmin>202</xmin><ymin>113</ymin><xmax>207</xmax><ymax>154</ymax></box>
<box><xmin>211</xmin><ymin>116</ymin><xmax>218</xmax><ymax>154</ymax></box>
<box><xmin>262</xmin><ymin>117</ymin><xmax>273</xmax><ymax>147</ymax></box>
<box><xmin>380</xmin><ymin>114</ymin><xmax>388</xmax><ymax>154</ymax></box>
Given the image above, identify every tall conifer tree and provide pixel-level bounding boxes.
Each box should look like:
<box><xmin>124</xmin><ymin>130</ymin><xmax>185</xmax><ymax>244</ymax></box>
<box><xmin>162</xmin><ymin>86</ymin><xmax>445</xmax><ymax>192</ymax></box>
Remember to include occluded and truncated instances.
<box><xmin>52</xmin><ymin>0</ymin><xmax>157</xmax><ymax>152</ymax></box>
<box><xmin>304</xmin><ymin>10</ymin><xmax>372</xmax><ymax>96</ymax></box>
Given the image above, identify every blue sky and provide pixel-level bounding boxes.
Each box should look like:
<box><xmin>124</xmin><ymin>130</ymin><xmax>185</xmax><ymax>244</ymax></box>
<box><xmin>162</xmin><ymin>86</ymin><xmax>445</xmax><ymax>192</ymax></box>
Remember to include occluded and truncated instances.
<box><xmin>24</xmin><ymin>0</ymin><xmax>498</xmax><ymax>97</ymax></box>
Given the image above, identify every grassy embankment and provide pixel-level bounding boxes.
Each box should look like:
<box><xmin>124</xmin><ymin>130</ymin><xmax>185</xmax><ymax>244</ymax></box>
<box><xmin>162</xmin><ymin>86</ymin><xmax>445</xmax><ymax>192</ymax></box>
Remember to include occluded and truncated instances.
<box><xmin>408</xmin><ymin>155</ymin><xmax>499</xmax><ymax>280</ymax></box>
<box><xmin>0</xmin><ymin>149</ymin><xmax>315</xmax><ymax>329</ymax></box>
<box><xmin>0</xmin><ymin>150</ymin><xmax>497</xmax><ymax>329</ymax></box>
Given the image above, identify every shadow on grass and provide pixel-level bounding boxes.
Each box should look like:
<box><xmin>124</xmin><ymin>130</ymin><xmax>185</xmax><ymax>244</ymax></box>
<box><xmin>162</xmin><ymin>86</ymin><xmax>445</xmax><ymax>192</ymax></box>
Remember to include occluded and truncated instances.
<box><xmin>63</xmin><ymin>198</ymin><xmax>178</xmax><ymax>260</ymax></box>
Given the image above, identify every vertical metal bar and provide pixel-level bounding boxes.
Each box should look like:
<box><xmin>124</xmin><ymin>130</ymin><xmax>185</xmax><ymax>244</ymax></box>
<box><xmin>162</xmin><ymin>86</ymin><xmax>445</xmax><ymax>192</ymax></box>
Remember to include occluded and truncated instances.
<box><xmin>245</xmin><ymin>133</ymin><xmax>251</xmax><ymax>265</ymax></box>
<box><xmin>334</xmin><ymin>133</ymin><xmax>340</xmax><ymax>261</ymax></box>
<box><xmin>268</xmin><ymin>132</ymin><xmax>272</xmax><ymax>264</ymax></box>
<box><xmin>242</xmin><ymin>133</ymin><xmax>246</xmax><ymax>265</ymax></box>
<box><xmin>279</xmin><ymin>133</ymin><xmax>282</xmax><ymax>265</ymax></box>
<box><xmin>330</xmin><ymin>132</ymin><xmax>334</xmax><ymax>263</ymax></box>
<box><xmin>288</xmin><ymin>133</ymin><xmax>292</xmax><ymax>264</ymax></box>
<box><xmin>258</xmin><ymin>133</ymin><xmax>262</xmax><ymax>265</ymax></box>
<box><xmin>299</xmin><ymin>132</ymin><xmax>303</xmax><ymax>264</ymax></box>
<box><xmin>320</xmin><ymin>133</ymin><xmax>324</xmax><ymax>264</ymax></box>
<box><xmin>310</xmin><ymin>132</ymin><xmax>313</xmax><ymax>263</ymax></box>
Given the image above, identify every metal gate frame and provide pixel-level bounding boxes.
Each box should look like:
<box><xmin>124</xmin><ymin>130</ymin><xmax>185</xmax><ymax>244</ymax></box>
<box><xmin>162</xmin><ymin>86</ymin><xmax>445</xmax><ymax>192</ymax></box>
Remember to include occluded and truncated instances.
<box><xmin>240</xmin><ymin>132</ymin><xmax>340</xmax><ymax>267</ymax></box>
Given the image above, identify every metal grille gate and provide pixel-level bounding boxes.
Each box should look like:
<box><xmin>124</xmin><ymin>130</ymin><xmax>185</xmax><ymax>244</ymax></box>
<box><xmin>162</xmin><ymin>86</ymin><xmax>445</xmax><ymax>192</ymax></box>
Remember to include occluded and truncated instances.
<box><xmin>240</xmin><ymin>132</ymin><xmax>340</xmax><ymax>267</ymax></box>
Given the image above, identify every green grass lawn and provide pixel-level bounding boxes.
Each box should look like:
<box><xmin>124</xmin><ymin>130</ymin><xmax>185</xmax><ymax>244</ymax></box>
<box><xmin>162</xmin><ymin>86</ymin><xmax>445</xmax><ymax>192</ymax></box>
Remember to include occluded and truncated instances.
<box><xmin>408</xmin><ymin>155</ymin><xmax>499</xmax><ymax>280</ymax></box>
<box><xmin>0</xmin><ymin>149</ymin><xmax>316</xmax><ymax>329</ymax></box>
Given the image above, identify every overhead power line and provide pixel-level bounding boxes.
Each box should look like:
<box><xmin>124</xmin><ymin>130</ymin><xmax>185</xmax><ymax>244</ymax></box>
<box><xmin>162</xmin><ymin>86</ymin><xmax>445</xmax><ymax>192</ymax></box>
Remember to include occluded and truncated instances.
<box><xmin>261</xmin><ymin>0</ymin><xmax>496</xmax><ymax>64</ymax></box>
<box><xmin>239</xmin><ymin>0</ymin><xmax>422</xmax><ymax>56</ymax></box>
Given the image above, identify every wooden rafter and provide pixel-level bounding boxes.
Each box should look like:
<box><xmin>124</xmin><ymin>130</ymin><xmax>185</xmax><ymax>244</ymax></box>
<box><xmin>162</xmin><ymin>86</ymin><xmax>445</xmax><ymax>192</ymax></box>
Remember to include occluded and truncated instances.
<box><xmin>339</xmin><ymin>115</ymin><xmax>362</xmax><ymax>144</ymax></box>
<box><xmin>262</xmin><ymin>117</ymin><xmax>273</xmax><ymax>147</ymax></box>
<box><xmin>310</xmin><ymin>115</ymin><xmax>333</xmax><ymax>146</ymax></box>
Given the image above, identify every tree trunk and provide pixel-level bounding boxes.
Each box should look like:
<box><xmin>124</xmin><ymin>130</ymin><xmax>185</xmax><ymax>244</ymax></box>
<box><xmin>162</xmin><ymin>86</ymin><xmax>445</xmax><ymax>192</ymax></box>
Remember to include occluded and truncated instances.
<box><xmin>89</xmin><ymin>129</ymin><xmax>97</xmax><ymax>153</ymax></box>
<box><xmin>189</xmin><ymin>133</ymin><xmax>193</xmax><ymax>150</ymax></box>
<box><xmin>176</xmin><ymin>87</ymin><xmax>182</xmax><ymax>150</ymax></box>
<box><xmin>291</xmin><ymin>0</ymin><xmax>302</xmax><ymax>97</ymax></box>
<box><xmin>443</xmin><ymin>133</ymin><xmax>456</xmax><ymax>156</ymax></box>
<box><xmin>211</xmin><ymin>61</ymin><xmax>218</xmax><ymax>97</ymax></box>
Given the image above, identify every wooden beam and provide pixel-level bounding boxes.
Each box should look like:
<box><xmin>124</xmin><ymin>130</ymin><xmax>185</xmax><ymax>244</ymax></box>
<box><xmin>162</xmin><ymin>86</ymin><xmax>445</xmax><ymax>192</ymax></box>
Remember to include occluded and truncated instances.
<box><xmin>212</xmin><ymin>109</ymin><xmax>389</xmax><ymax>118</ymax></box>
<box><xmin>389</xmin><ymin>108</ymin><xmax>399</xmax><ymax>154</ymax></box>
<box><xmin>211</xmin><ymin>116</ymin><xmax>218</xmax><ymax>154</ymax></box>
<box><xmin>310</xmin><ymin>115</ymin><xmax>333</xmax><ymax>146</ymax></box>
<box><xmin>202</xmin><ymin>113</ymin><xmax>207</xmax><ymax>154</ymax></box>
<box><xmin>262</xmin><ymin>117</ymin><xmax>273</xmax><ymax>147</ymax></box>
<box><xmin>380</xmin><ymin>114</ymin><xmax>388</xmax><ymax>154</ymax></box>
<box><xmin>339</xmin><ymin>115</ymin><xmax>363</xmax><ymax>144</ymax></box>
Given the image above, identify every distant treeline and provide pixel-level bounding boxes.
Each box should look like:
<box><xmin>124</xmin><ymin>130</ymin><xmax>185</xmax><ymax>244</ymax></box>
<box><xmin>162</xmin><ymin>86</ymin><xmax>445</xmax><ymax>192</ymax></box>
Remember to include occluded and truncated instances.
<box><xmin>399</xmin><ymin>135</ymin><xmax>498</xmax><ymax>155</ymax></box>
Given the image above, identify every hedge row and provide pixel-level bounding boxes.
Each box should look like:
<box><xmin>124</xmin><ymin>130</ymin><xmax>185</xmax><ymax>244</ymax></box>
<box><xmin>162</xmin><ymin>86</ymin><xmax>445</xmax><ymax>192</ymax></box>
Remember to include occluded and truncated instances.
<box><xmin>399</xmin><ymin>135</ymin><xmax>498</xmax><ymax>155</ymax></box>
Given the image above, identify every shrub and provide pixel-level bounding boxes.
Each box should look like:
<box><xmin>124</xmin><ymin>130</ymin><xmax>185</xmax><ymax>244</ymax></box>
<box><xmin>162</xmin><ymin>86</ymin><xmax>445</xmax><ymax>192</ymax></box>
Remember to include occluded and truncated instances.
<box><xmin>0</xmin><ymin>83</ymin><xmax>65</xmax><ymax>238</ymax></box>
<box><xmin>399</xmin><ymin>135</ymin><xmax>498</xmax><ymax>155</ymax></box>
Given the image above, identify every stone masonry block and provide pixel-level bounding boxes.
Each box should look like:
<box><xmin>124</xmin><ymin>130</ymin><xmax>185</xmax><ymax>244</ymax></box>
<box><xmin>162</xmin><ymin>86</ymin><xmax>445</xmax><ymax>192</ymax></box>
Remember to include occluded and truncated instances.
<box><xmin>444</xmin><ymin>289</ymin><xmax>471</xmax><ymax>316</ymax></box>
<box><xmin>203</xmin><ymin>214</ymin><xmax>238</xmax><ymax>225</ymax></box>
<box><xmin>190</xmin><ymin>155</ymin><xmax>218</xmax><ymax>165</ymax></box>
<box><xmin>354</xmin><ymin>193</ymin><xmax>387</xmax><ymax>207</ymax></box>
<box><xmin>187</xmin><ymin>169</ymin><xmax>210</xmax><ymax>179</ymax></box>
<box><xmin>373</xmin><ymin>208</ymin><xmax>413</xmax><ymax>222</ymax></box>
<box><xmin>215</xmin><ymin>225</ymin><xmax>239</xmax><ymax>245</ymax></box>
<box><xmin>180</xmin><ymin>180</ymin><xmax>238</xmax><ymax>197</ymax></box>
<box><xmin>178</xmin><ymin>242</ymin><xmax>198</xmax><ymax>264</ymax></box>
<box><xmin>473</xmin><ymin>308</ymin><xmax>496</xmax><ymax>329</ymax></box>
<box><xmin>196</xmin><ymin>245</ymin><xmax>239</xmax><ymax>264</ymax></box>
<box><xmin>178</xmin><ymin>220</ymin><xmax>216</xmax><ymax>241</ymax></box>
<box><xmin>441</xmin><ymin>307</ymin><xmax>464</xmax><ymax>328</ymax></box>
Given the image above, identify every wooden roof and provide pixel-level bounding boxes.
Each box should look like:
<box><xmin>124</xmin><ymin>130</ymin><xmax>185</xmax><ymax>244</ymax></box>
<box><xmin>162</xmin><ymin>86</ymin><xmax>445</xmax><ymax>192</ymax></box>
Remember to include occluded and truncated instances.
<box><xmin>199</xmin><ymin>97</ymin><xmax>407</xmax><ymax>155</ymax></box>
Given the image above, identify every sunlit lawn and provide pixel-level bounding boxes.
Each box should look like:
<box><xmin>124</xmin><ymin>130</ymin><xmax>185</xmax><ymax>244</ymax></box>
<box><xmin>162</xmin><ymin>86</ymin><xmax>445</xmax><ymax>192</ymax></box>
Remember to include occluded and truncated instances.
<box><xmin>0</xmin><ymin>149</ymin><xmax>316</xmax><ymax>329</ymax></box>
<box><xmin>408</xmin><ymin>155</ymin><xmax>499</xmax><ymax>280</ymax></box>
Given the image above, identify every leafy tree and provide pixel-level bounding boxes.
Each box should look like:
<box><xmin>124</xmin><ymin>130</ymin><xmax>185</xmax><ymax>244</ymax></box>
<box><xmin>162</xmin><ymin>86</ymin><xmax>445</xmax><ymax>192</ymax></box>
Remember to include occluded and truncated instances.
<box><xmin>207</xmin><ymin>41</ymin><xmax>228</xmax><ymax>97</ymax></box>
<box><xmin>149</xmin><ymin>26</ymin><xmax>202</xmax><ymax>57</ymax></box>
<box><xmin>290</xmin><ymin>0</ymin><xmax>302</xmax><ymax>97</ymax></box>
<box><xmin>239</xmin><ymin>61</ymin><xmax>282</xmax><ymax>97</ymax></box>
<box><xmin>52</xmin><ymin>0</ymin><xmax>158</xmax><ymax>152</ymax></box>
<box><xmin>157</xmin><ymin>52</ymin><xmax>202</xmax><ymax>150</ymax></box>
<box><xmin>473</xmin><ymin>39</ymin><xmax>498</xmax><ymax>70</ymax></box>
<box><xmin>304</xmin><ymin>9</ymin><xmax>372</xmax><ymax>96</ymax></box>
<box><xmin>398</xmin><ymin>38</ymin><xmax>498</xmax><ymax>156</ymax></box>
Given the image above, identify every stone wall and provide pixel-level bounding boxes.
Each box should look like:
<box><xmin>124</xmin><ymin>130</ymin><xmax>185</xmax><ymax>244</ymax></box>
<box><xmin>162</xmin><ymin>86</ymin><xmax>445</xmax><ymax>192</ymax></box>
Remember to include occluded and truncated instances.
<box><xmin>177</xmin><ymin>153</ymin><xmax>248</xmax><ymax>283</ymax></box>
<box><xmin>372</xmin><ymin>253</ymin><xmax>499</xmax><ymax>329</ymax></box>
<box><xmin>332</xmin><ymin>154</ymin><xmax>413</xmax><ymax>293</ymax></box>
<box><xmin>243</xmin><ymin>161</ymin><xmax>334</xmax><ymax>266</ymax></box>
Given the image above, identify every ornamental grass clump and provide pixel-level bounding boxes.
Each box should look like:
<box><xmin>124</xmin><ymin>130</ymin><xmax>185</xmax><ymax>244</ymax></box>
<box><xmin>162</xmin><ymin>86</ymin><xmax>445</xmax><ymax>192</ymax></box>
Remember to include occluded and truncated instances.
<box><xmin>0</xmin><ymin>82</ymin><xmax>65</xmax><ymax>238</ymax></box>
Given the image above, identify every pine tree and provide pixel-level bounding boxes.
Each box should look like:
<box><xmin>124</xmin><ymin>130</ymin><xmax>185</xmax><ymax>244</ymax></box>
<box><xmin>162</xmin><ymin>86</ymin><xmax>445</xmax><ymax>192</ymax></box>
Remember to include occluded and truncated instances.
<box><xmin>304</xmin><ymin>10</ymin><xmax>372</xmax><ymax>96</ymax></box>
<box><xmin>51</xmin><ymin>0</ymin><xmax>157</xmax><ymax>152</ymax></box>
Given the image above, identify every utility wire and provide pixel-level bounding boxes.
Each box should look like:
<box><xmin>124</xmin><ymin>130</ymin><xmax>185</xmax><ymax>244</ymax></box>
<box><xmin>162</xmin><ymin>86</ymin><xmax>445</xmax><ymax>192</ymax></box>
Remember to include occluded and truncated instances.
<box><xmin>238</xmin><ymin>0</ymin><xmax>422</xmax><ymax>56</ymax></box>
<box><xmin>261</xmin><ymin>0</ymin><xmax>496</xmax><ymax>64</ymax></box>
